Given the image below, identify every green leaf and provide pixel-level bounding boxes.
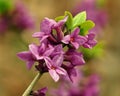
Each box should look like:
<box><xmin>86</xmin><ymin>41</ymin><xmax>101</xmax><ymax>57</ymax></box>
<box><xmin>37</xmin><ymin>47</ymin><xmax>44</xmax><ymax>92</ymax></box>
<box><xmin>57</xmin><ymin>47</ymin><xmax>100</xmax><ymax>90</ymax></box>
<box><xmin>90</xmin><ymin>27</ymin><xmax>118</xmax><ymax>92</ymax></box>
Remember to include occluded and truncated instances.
<box><xmin>80</xmin><ymin>20</ymin><xmax>95</xmax><ymax>35</ymax></box>
<box><xmin>55</xmin><ymin>16</ymin><xmax>65</xmax><ymax>22</ymax></box>
<box><xmin>73</xmin><ymin>11</ymin><xmax>86</xmax><ymax>28</ymax></box>
<box><xmin>64</xmin><ymin>11</ymin><xmax>73</xmax><ymax>30</ymax></box>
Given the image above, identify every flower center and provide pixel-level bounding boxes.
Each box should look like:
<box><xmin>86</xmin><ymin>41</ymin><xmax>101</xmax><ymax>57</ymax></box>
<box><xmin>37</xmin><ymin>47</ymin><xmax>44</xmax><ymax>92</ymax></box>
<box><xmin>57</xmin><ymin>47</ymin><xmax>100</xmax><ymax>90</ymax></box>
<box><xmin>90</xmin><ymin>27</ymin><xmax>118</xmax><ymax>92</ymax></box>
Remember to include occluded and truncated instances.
<box><xmin>70</xmin><ymin>37</ymin><xmax>74</xmax><ymax>42</ymax></box>
<box><xmin>51</xmin><ymin>66</ymin><xmax>56</xmax><ymax>70</ymax></box>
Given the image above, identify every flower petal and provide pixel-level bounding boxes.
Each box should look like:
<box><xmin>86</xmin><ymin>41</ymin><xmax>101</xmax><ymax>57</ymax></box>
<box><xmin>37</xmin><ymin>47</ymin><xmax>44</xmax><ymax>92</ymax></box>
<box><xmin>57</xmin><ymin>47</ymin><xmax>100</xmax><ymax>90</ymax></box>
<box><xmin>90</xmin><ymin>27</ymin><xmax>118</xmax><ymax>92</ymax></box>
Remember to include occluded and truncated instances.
<box><xmin>88</xmin><ymin>39</ymin><xmax>97</xmax><ymax>47</ymax></box>
<box><xmin>17</xmin><ymin>51</ymin><xmax>35</xmax><ymax>69</ymax></box>
<box><xmin>62</xmin><ymin>35</ymin><xmax>70</xmax><ymax>44</ymax></box>
<box><xmin>71</xmin><ymin>55</ymin><xmax>85</xmax><ymax>66</ymax></box>
<box><xmin>71</xmin><ymin>27</ymin><xmax>80</xmax><ymax>37</ymax></box>
<box><xmin>38</xmin><ymin>43</ymin><xmax>45</xmax><ymax>53</ymax></box>
<box><xmin>52</xmin><ymin>54</ymin><xmax>63</xmax><ymax>66</ymax></box>
<box><xmin>29</xmin><ymin>44</ymin><xmax>40</xmax><ymax>60</ymax></box>
<box><xmin>26</xmin><ymin>61</ymin><xmax>34</xmax><ymax>69</ymax></box>
<box><xmin>44</xmin><ymin>57</ymin><xmax>52</xmax><ymax>69</ymax></box>
<box><xmin>40</xmin><ymin>35</ymin><xmax>49</xmax><ymax>42</ymax></box>
<box><xmin>55</xmin><ymin>16</ymin><xmax>68</xmax><ymax>27</ymax></box>
<box><xmin>32</xmin><ymin>32</ymin><xmax>45</xmax><ymax>38</ymax></box>
<box><xmin>88</xmin><ymin>33</ymin><xmax>96</xmax><ymax>40</ymax></box>
<box><xmin>49</xmin><ymin>69</ymin><xmax>59</xmax><ymax>82</ymax></box>
<box><xmin>43</xmin><ymin>45</ymin><xmax>54</xmax><ymax>57</ymax></box>
<box><xmin>76</xmin><ymin>36</ymin><xmax>87</xmax><ymax>45</ymax></box>
<box><xmin>40</xmin><ymin>17</ymin><xmax>56</xmax><ymax>34</ymax></box>
<box><xmin>71</xmin><ymin>41</ymin><xmax>79</xmax><ymax>49</ymax></box>
<box><xmin>32</xmin><ymin>32</ymin><xmax>49</xmax><ymax>42</ymax></box>
<box><xmin>56</xmin><ymin>67</ymin><xmax>67</xmax><ymax>76</ymax></box>
<box><xmin>83</xmin><ymin>43</ymin><xmax>91</xmax><ymax>49</ymax></box>
<box><xmin>37</xmin><ymin>87</ymin><xmax>48</xmax><ymax>95</ymax></box>
<box><xmin>17</xmin><ymin>51</ymin><xmax>33</xmax><ymax>61</ymax></box>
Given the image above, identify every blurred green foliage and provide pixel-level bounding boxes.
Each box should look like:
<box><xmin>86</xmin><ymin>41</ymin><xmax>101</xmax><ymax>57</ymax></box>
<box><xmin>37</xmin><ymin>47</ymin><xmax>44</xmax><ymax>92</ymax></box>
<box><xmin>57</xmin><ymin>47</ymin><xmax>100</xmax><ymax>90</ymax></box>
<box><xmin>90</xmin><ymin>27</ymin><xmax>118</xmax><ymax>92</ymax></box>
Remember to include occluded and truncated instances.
<box><xmin>81</xmin><ymin>41</ymin><xmax>105</xmax><ymax>60</ymax></box>
<box><xmin>0</xmin><ymin>0</ymin><xmax>13</xmax><ymax>14</ymax></box>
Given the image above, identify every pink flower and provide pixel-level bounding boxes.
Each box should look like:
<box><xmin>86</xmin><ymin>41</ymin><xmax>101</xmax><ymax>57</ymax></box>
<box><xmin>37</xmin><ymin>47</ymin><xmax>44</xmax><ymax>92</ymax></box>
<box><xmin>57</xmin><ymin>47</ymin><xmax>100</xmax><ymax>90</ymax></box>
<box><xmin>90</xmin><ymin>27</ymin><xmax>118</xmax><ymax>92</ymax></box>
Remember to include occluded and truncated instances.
<box><xmin>45</xmin><ymin>54</ymin><xmax>67</xmax><ymax>82</ymax></box>
<box><xmin>62</xmin><ymin>27</ymin><xmax>87</xmax><ymax>49</ymax></box>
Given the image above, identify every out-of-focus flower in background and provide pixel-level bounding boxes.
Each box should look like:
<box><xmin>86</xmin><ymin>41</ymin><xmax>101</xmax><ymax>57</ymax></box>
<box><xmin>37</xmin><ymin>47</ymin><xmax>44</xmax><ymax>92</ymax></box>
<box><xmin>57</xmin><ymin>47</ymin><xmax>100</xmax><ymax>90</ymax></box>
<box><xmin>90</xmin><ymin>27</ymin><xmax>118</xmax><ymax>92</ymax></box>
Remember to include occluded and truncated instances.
<box><xmin>51</xmin><ymin>69</ymin><xmax>100</xmax><ymax>96</ymax></box>
<box><xmin>11</xmin><ymin>1</ymin><xmax>34</xmax><ymax>31</ymax></box>
<box><xmin>0</xmin><ymin>0</ymin><xmax>12</xmax><ymax>33</ymax></box>
<box><xmin>0</xmin><ymin>0</ymin><xmax>34</xmax><ymax>34</ymax></box>
<box><xmin>0</xmin><ymin>17</ymin><xmax>7</xmax><ymax>33</ymax></box>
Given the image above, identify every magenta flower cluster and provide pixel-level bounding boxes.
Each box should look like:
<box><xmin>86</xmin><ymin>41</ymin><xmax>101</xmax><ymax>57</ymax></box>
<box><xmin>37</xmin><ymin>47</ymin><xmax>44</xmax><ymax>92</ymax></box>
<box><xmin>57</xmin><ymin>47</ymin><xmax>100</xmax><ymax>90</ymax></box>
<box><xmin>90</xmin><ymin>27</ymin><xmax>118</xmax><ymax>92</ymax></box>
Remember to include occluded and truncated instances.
<box><xmin>17</xmin><ymin>13</ymin><xmax>97</xmax><ymax>83</ymax></box>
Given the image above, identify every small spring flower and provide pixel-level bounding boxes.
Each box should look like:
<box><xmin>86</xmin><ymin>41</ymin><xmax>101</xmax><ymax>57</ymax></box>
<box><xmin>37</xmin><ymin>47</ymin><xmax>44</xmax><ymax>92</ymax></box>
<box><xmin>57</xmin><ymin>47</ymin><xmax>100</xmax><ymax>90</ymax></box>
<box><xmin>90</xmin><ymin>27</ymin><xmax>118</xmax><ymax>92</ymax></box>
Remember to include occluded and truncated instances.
<box><xmin>45</xmin><ymin>54</ymin><xmax>67</xmax><ymax>82</ymax></box>
<box><xmin>29</xmin><ymin>43</ymin><xmax>54</xmax><ymax>60</ymax></box>
<box><xmin>62</xmin><ymin>27</ymin><xmax>87</xmax><ymax>49</ymax></box>
<box><xmin>17</xmin><ymin>43</ymin><xmax>54</xmax><ymax>69</ymax></box>
<box><xmin>32</xmin><ymin>17</ymin><xmax>67</xmax><ymax>43</ymax></box>
<box><xmin>83</xmin><ymin>33</ymin><xmax>97</xmax><ymax>49</ymax></box>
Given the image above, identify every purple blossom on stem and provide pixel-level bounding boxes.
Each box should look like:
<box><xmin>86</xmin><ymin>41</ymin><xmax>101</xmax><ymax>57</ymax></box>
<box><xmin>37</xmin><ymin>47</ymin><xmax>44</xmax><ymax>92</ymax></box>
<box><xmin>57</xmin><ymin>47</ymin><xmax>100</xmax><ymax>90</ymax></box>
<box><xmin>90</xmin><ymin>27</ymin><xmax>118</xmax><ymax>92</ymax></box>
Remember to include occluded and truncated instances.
<box><xmin>17</xmin><ymin>43</ymin><xmax>54</xmax><ymax>69</ymax></box>
<box><xmin>32</xmin><ymin>18</ymin><xmax>56</xmax><ymax>42</ymax></box>
<box><xmin>29</xmin><ymin>43</ymin><xmax>54</xmax><ymax>60</ymax></box>
<box><xmin>45</xmin><ymin>54</ymin><xmax>67</xmax><ymax>82</ymax></box>
<box><xmin>32</xmin><ymin>17</ymin><xmax>67</xmax><ymax>43</ymax></box>
<box><xmin>17</xmin><ymin>14</ymin><xmax>97</xmax><ymax>82</ymax></box>
<box><xmin>62</xmin><ymin>27</ymin><xmax>87</xmax><ymax>49</ymax></box>
<box><xmin>83</xmin><ymin>33</ymin><xmax>97</xmax><ymax>49</ymax></box>
<box><xmin>17</xmin><ymin>12</ymin><xmax>98</xmax><ymax>96</ymax></box>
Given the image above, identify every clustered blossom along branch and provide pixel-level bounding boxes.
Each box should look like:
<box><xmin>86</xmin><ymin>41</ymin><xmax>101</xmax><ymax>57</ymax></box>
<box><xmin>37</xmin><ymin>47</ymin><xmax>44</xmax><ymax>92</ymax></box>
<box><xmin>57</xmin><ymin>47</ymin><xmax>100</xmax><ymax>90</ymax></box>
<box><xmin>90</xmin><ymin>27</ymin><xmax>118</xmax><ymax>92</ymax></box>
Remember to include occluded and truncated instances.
<box><xmin>17</xmin><ymin>11</ymin><xmax>97</xmax><ymax>96</ymax></box>
<box><xmin>71</xmin><ymin>0</ymin><xmax>108</xmax><ymax>61</ymax></box>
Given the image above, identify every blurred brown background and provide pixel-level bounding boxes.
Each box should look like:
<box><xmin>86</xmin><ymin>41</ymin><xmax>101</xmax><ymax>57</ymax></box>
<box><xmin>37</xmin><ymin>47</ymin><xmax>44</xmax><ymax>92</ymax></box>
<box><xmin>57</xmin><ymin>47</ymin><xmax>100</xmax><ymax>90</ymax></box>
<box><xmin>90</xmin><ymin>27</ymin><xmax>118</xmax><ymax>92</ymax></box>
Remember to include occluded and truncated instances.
<box><xmin>0</xmin><ymin>0</ymin><xmax>120</xmax><ymax>96</ymax></box>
